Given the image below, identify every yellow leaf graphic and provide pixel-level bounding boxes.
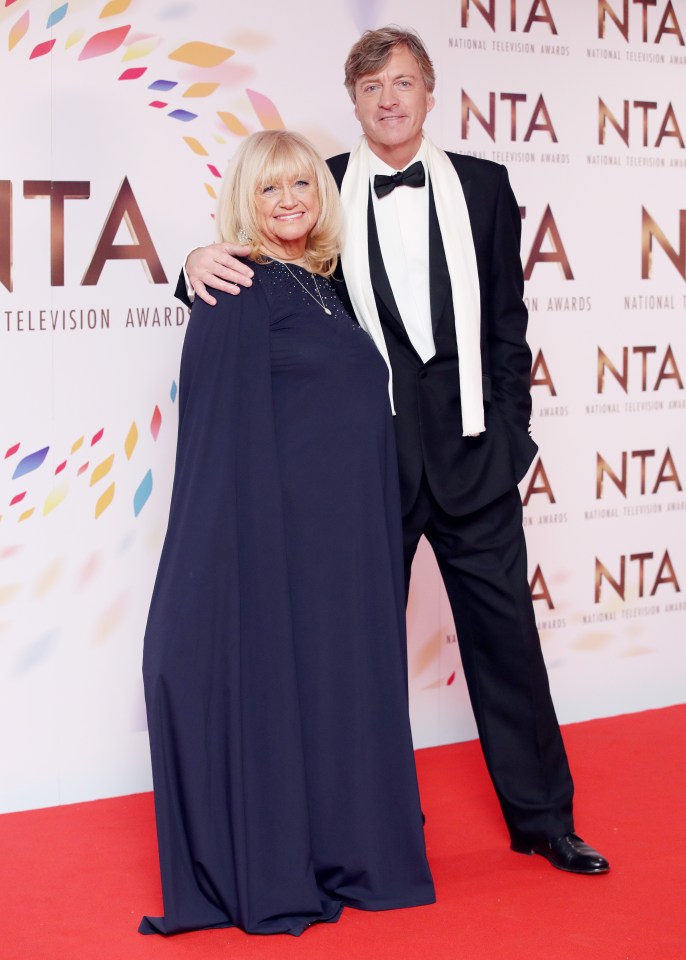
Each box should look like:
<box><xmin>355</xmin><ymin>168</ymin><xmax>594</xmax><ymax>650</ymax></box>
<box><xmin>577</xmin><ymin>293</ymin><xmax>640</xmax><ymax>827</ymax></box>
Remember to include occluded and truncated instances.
<box><xmin>184</xmin><ymin>82</ymin><xmax>219</xmax><ymax>98</ymax></box>
<box><xmin>90</xmin><ymin>454</ymin><xmax>115</xmax><ymax>487</ymax></box>
<box><xmin>100</xmin><ymin>0</ymin><xmax>131</xmax><ymax>17</ymax></box>
<box><xmin>125</xmin><ymin>422</ymin><xmax>138</xmax><ymax>460</ymax></box>
<box><xmin>95</xmin><ymin>483</ymin><xmax>115</xmax><ymax>518</ymax></box>
<box><xmin>217</xmin><ymin>111</ymin><xmax>249</xmax><ymax>136</ymax></box>
<box><xmin>43</xmin><ymin>483</ymin><xmax>69</xmax><ymax>516</ymax></box>
<box><xmin>183</xmin><ymin>136</ymin><xmax>209</xmax><ymax>156</ymax></box>
<box><xmin>169</xmin><ymin>42</ymin><xmax>234</xmax><ymax>67</ymax></box>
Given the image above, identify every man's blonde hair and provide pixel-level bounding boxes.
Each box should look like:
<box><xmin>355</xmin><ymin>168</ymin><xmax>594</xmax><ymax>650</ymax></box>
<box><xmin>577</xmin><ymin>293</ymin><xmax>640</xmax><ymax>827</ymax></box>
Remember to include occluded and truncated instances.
<box><xmin>344</xmin><ymin>25</ymin><xmax>435</xmax><ymax>102</ymax></box>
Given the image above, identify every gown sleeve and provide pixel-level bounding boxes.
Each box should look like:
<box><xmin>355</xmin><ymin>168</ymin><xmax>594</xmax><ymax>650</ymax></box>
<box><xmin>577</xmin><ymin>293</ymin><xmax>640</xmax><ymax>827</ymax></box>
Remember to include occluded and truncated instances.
<box><xmin>146</xmin><ymin>283</ymin><xmax>292</xmax><ymax>664</ymax></box>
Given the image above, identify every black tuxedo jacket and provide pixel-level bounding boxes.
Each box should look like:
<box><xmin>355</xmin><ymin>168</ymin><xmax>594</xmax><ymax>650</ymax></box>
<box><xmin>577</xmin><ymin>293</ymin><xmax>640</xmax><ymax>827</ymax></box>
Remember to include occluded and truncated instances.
<box><xmin>326</xmin><ymin>151</ymin><xmax>537</xmax><ymax>517</ymax></box>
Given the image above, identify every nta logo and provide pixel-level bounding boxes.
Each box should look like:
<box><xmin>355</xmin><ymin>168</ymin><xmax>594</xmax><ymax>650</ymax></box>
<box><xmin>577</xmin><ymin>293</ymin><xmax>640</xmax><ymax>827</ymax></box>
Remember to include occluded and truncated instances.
<box><xmin>0</xmin><ymin>178</ymin><xmax>167</xmax><ymax>292</ymax></box>
<box><xmin>462</xmin><ymin>91</ymin><xmax>558</xmax><ymax>142</ymax></box>
<box><xmin>598</xmin><ymin>0</ymin><xmax>685</xmax><ymax>44</ymax></box>
<box><xmin>461</xmin><ymin>0</ymin><xmax>558</xmax><ymax>33</ymax></box>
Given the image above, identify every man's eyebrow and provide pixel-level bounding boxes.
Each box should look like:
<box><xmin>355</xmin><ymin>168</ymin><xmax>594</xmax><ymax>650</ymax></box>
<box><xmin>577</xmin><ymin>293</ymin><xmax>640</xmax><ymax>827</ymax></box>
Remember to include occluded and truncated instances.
<box><xmin>358</xmin><ymin>70</ymin><xmax>416</xmax><ymax>84</ymax></box>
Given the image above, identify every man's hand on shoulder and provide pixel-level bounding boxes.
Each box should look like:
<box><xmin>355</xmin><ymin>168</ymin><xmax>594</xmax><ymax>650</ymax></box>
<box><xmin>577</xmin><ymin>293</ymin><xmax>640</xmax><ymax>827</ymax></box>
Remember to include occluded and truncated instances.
<box><xmin>186</xmin><ymin>242</ymin><xmax>254</xmax><ymax>306</ymax></box>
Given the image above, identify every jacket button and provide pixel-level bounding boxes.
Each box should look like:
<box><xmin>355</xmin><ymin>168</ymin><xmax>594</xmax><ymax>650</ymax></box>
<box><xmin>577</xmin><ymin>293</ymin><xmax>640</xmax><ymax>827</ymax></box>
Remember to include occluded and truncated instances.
<box><xmin>419</xmin><ymin>371</ymin><xmax>428</xmax><ymax>379</ymax></box>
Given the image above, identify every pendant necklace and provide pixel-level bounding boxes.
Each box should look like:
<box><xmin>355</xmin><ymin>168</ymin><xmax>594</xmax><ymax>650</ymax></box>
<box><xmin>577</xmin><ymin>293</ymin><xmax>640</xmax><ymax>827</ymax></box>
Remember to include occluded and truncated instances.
<box><xmin>280</xmin><ymin>261</ymin><xmax>332</xmax><ymax>315</ymax></box>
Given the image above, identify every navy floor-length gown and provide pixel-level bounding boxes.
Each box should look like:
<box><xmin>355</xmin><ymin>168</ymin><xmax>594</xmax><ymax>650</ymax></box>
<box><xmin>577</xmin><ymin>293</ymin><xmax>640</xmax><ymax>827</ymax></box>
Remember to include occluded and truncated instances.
<box><xmin>139</xmin><ymin>259</ymin><xmax>435</xmax><ymax>936</ymax></box>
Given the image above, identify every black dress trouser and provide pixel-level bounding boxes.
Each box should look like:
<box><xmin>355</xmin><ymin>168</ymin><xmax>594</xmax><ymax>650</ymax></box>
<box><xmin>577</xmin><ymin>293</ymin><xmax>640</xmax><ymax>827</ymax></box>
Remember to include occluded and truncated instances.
<box><xmin>403</xmin><ymin>474</ymin><xmax>575</xmax><ymax>842</ymax></box>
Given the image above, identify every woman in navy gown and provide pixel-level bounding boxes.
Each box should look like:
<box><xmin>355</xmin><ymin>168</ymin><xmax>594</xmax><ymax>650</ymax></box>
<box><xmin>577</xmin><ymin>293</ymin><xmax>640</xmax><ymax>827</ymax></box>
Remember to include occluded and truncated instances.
<box><xmin>139</xmin><ymin>130</ymin><xmax>434</xmax><ymax>937</ymax></box>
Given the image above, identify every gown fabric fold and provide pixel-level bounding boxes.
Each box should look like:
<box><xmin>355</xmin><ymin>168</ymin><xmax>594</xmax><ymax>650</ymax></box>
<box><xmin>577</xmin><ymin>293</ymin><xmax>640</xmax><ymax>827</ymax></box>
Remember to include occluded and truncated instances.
<box><xmin>139</xmin><ymin>259</ymin><xmax>435</xmax><ymax>936</ymax></box>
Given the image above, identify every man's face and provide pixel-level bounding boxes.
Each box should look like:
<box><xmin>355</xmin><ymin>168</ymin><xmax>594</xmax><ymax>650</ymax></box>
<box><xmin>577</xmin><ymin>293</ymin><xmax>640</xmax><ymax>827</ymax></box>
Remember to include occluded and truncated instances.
<box><xmin>353</xmin><ymin>44</ymin><xmax>435</xmax><ymax>167</ymax></box>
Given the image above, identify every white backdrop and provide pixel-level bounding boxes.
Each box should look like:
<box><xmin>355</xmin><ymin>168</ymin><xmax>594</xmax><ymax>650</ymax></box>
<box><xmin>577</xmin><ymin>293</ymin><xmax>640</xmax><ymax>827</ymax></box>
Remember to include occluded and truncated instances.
<box><xmin>0</xmin><ymin>0</ymin><xmax>684</xmax><ymax>813</ymax></box>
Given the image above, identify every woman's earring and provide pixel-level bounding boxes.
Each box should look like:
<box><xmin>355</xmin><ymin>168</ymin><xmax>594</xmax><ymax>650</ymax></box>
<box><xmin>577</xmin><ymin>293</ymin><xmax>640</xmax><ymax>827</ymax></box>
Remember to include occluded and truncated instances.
<box><xmin>237</xmin><ymin>228</ymin><xmax>251</xmax><ymax>244</ymax></box>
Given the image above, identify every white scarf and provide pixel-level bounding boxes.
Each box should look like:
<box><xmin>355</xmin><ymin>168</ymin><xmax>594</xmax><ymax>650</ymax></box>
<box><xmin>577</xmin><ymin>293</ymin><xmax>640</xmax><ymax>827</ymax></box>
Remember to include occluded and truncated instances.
<box><xmin>340</xmin><ymin>135</ymin><xmax>485</xmax><ymax>437</ymax></box>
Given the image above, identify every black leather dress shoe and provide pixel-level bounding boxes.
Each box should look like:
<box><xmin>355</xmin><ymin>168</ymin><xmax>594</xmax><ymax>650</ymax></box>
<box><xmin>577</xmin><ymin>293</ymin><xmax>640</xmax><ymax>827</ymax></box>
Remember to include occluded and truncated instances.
<box><xmin>510</xmin><ymin>832</ymin><xmax>610</xmax><ymax>874</ymax></box>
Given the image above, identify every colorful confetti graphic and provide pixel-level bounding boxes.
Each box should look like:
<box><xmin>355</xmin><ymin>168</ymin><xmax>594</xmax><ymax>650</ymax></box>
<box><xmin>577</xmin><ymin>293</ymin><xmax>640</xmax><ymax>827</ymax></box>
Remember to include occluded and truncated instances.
<box><xmin>4</xmin><ymin>1</ymin><xmax>289</xmax><ymax>220</ymax></box>
<box><xmin>3</xmin><ymin>389</ymin><xmax>175</xmax><ymax>525</ymax></box>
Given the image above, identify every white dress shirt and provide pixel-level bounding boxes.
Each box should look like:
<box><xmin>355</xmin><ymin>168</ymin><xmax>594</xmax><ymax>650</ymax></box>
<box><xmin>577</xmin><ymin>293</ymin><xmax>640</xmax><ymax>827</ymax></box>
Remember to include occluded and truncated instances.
<box><xmin>368</xmin><ymin>145</ymin><xmax>435</xmax><ymax>363</ymax></box>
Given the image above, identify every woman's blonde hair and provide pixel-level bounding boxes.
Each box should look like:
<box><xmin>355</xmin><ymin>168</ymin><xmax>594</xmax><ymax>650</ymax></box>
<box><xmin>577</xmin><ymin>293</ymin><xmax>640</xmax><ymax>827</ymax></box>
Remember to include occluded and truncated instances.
<box><xmin>216</xmin><ymin>130</ymin><xmax>342</xmax><ymax>277</ymax></box>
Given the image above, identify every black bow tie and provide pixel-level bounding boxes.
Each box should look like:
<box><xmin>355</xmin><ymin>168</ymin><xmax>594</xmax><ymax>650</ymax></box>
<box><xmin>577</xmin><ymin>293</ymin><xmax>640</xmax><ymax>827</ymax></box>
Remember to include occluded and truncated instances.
<box><xmin>373</xmin><ymin>160</ymin><xmax>426</xmax><ymax>199</ymax></box>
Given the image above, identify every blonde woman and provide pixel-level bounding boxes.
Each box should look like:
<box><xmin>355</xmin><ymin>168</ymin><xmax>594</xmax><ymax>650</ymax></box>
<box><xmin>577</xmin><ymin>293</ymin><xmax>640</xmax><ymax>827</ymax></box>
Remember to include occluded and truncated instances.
<box><xmin>139</xmin><ymin>131</ymin><xmax>434</xmax><ymax>937</ymax></box>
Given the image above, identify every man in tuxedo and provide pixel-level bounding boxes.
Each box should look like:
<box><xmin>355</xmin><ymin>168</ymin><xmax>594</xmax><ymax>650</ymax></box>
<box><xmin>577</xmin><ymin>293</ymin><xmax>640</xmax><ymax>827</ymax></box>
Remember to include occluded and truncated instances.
<box><xmin>181</xmin><ymin>26</ymin><xmax>609</xmax><ymax>875</ymax></box>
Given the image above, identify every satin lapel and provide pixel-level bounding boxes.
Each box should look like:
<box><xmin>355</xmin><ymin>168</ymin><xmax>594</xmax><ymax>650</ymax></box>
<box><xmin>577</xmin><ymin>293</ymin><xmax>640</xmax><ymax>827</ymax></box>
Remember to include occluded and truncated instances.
<box><xmin>428</xmin><ymin>182</ymin><xmax>450</xmax><ymax>336</ymax></box>
<box><xmin>429</xmin><ymin>161</ymin><xmax>473</xmax><ymax>337</ymax></box>
<box><xmin>366</xmin><ymin>188</ymin><xmax>406</xmax><ymax>335</ymax></box>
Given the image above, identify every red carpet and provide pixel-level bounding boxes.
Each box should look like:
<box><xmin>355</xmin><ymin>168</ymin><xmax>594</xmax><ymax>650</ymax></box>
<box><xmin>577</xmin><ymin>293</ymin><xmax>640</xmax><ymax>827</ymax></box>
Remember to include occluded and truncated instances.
<box><xmin>3</xmin><ymin>706</ymin><xmax>685</xmax><ymax>960</ymax></box>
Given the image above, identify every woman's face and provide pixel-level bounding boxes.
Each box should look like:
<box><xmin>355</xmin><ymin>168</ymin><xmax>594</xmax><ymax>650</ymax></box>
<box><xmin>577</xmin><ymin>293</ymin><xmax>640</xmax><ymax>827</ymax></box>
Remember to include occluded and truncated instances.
<box><xmin>254</xmin><ymin>169</ymin><xmax>321</xmax><ymax>261</ymax></box>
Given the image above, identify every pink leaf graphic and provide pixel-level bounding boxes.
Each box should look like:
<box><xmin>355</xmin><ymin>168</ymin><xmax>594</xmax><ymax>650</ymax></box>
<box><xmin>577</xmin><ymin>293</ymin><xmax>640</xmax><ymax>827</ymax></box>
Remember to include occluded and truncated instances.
<box><xmin>246</xmin><ymin>89</ymin><xmax>284</xmax><ymax>130</ymax></box>
<box><xmin>30</xmin><ymin>39</ymin><xmax>56</xmax><ymax>59</ymax></box>
<box><xmin>119</xmin><ymin>67</ymin><xmax>147</xmax><ymax>80</ymax></box>
<box><xmin>79</xmin><ymin>25</ymin><xmax>130</xmax><ymax>61</ymax></box>
<box><xmin>150</xmin><ymin>406</ymin><xmax>162</xmax><ymax>441</ymax></box>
